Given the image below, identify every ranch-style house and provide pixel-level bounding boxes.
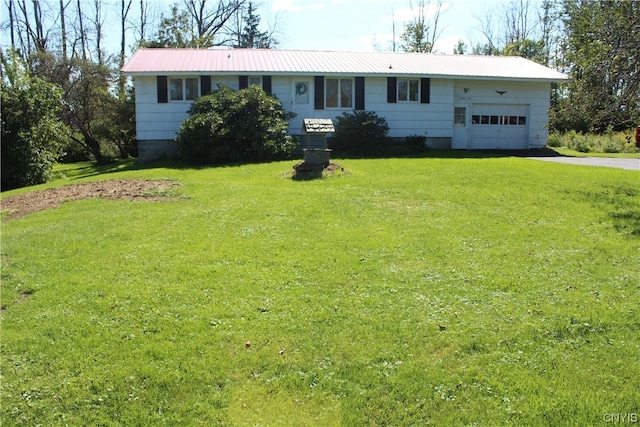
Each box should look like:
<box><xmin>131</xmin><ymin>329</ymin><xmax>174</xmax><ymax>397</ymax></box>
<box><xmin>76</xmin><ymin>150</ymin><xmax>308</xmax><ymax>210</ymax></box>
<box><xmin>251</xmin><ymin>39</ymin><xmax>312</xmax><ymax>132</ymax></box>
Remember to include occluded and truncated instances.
<box><xmin>121</xmin><ymin>48</ymin><xmax>568</xmax><ymax>163</ymax></box>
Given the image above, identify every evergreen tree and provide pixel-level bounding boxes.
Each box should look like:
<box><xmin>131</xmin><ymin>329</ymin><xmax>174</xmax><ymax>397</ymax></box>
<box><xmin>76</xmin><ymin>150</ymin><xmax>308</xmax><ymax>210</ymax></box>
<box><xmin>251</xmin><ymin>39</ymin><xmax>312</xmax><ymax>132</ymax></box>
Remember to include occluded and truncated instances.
<box><xmin>235</xmin><ymin>2</ymin><xmax>273</xmax><ymax>48</ymax></box>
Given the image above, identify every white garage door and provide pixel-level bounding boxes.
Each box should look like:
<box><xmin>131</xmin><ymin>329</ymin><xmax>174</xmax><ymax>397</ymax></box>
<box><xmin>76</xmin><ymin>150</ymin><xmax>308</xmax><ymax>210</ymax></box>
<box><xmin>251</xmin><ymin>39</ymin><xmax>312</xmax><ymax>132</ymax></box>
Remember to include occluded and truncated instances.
<box><xmin>470</xmin><ymin>104</ymin><xmax>529</xmax><ymax>149</ymax></box>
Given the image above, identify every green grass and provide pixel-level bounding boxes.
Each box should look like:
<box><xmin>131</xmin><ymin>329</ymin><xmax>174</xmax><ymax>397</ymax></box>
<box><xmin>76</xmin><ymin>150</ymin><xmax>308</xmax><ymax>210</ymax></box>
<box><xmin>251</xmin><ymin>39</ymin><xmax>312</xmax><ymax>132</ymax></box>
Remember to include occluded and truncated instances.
<box><xmin>2</xmin><ymin>155</ymin><xmax>639</xmax><ymax>426</ymax></box>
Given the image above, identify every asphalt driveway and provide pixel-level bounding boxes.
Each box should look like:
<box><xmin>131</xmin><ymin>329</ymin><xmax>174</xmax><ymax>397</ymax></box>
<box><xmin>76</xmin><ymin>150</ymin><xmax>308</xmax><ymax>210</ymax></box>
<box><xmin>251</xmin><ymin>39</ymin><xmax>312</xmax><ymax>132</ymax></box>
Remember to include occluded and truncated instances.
<box><xmin>525</xmin><ymin>156</ymin><xmax>639</xmax><ymax>171</ymax></box>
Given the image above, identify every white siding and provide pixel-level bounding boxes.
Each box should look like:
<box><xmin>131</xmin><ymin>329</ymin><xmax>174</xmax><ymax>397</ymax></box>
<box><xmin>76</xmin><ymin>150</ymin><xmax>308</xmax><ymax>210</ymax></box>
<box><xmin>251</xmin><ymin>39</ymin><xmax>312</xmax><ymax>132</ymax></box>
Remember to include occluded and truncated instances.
<box><xmin>134</xmin><ymin>76</ymin><xmax>192</xmax><ymax>141</ymax></box>
<box><xmin>134</xmin><ymin>74</ymin><xmax>552</xmax><ymax>152</ymax></box>
<box><xmin>276</xmin><ymin>77</ymin><xmax>454</xmax><ymax>139</ymax></box>
<box><xmin>452</xmin><ymin>80</ymin><xmax>551</xmax><ymax>149</ymax></box>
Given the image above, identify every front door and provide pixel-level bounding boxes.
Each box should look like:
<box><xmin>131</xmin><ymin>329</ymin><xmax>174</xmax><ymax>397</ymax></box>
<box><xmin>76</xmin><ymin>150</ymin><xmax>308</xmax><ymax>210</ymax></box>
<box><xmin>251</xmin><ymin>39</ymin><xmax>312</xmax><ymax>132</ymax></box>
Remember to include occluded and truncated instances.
<box><xmin>291</xmin><ymin>79</ymin><xmax>313</xmax><ymax>132</ymax></box>
<box><xmin>452</xmin><ymin>106</ymin><xmax>468</xmax><ymax>149</ymax></box>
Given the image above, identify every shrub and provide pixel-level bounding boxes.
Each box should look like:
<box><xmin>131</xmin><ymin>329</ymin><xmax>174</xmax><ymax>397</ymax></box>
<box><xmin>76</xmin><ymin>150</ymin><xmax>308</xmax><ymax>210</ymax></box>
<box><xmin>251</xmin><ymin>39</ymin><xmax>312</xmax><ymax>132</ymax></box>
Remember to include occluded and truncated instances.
<box><xmin>1</xmin><ymin>53</ymin><xmax>68</xmax><ymax>189</ymax></box>
<box><xmin>546</xmin><ymin>134</ymin><xmax>561</xmax><ymax>147</ymax></box>
<box><xmin>177</xmin><ymin>85</ymin><xmax>297</xmax><ymax>164</ymax></box>
<box><xmin>405</xmin><ymin>134</ymin><xmax>428</xmax><ymax>150</ymax></box>
<box><xmin>547</xmin><ymin>130</ymin><xmax>639</xmax><ymax>154</ymax></box>
<box><xmin>330</xmin><ymin>110</ymin><xmax>391</xmax><ymax>154</ymax></box>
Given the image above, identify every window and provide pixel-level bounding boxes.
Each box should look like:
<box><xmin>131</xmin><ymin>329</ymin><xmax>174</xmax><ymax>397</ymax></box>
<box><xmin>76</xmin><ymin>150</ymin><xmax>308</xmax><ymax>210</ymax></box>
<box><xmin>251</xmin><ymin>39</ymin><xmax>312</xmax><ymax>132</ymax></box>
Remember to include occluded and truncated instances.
<box><xmin>249</xmin><ymin>77</ymin><xmax>262</xmax><ymax>87</ymax></box>
<box><xmin>471</xmin><ymin>113</ymin><xmax>527</xmax><ymax>125</ymax></box>
<box><xmin>169</xmin><ymin>77</ymin><xmax>199</xmax><ymax>101</ymax></box>
<box><xmin>398</xmin><ymin>79</ymin><xmax>419</xmax><ymax>102</ymax></box>
<box><xmin>454</xmin><ymin>107</ymin><xmax>466</xmax><ymax>126</ymax></box>
<box><xmin>326</xmin><ymin>78</ymin><xmax>353</xmax><ymax>108</ymax></box>
<box><xmin>295</xmin><ymin>82</ymin><xmax>309</xmax><ymax>104</ymax></box>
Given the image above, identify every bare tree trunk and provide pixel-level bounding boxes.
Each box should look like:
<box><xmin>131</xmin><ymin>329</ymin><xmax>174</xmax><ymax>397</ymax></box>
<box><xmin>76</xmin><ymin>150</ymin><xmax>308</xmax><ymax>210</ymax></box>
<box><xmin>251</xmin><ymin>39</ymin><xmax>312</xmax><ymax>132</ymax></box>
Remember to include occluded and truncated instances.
<box><xmin>119</xmin><ymin>0</ymin><xmax>132</xmax><ymax>97</ymax></box>
<box><xmin>19</xmin><ymin>0</ymin><xmax>32</xmax><ymax>55</ymax></box>
<box><xmin>93</xmin><ymin>0</ymin><xmax>104</xmax><ymax>65</ymax></box>
<box><xmin>138</xmin><ymin>0</ymin><xmax>147</xmax><ymax>44</ymax></box>
<box><xmin>7</xmin><ymin>0</ymin><xmax>16</xmax><ymax>50</ymax></box>
<box><xmin>31</xmin><ymin>0</ymin><xmax>45</xmax><ymax>51</ymax></box>
<box><xmin>77</xmin><ymin>0</ymin><xmax>86</xmax><ymax>60</ymax></box>
<box><xmin>428</xmin><ymin>0</ymin><xmax>445</xmax><ymax>53</ymax></box>
<box><xmin>59</xmin><ymin>0</ymin><xmax>68</xmax><ymax>61</ymax></box>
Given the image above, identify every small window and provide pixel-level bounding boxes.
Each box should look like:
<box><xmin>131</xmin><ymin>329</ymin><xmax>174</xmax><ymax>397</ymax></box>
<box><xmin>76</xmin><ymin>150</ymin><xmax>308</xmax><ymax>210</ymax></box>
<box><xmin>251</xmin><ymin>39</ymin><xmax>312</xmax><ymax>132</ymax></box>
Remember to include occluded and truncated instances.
<box><xmin>185</xmin><ymin>78</ymin><xmax>198</xmax><ymax>100</ymax></box>
<box><xmin>454</xmin><ymin>107</ymin><xmax>466</xmax><ymax>126</ymax></box>
<box><xmin>398</xmin><ymin>79</ymin><xmax>419</xmax><ymax>102</ymax></box>
<box><xmin>326</xmin><ymin>78</ymin><xmax>353</xmax><ymax>108</ymax></box>
<box><xmin>490</xmin><ymin>115</ymin><xmax>499</xmax><ymax>125</ymax></box>
<box><xmin>471</xmin><ymin>115</ymin><xmax>480</xmax><ymax>124</ymax></box>
<box><xmin>509</xmin><ymin>116</ymin><xmax>518</xmax><ymax>125</ymax></box>
<box><xmin>169</xmin><ymin>77</ymin><xmax>199</xmax><ymax>101</ymax></box>
<box><xmin>170</xmin><ymin>78</ymin><xmax>183</xmax><ymax>101</ymax></box>
<box><xmin>518</xmin><ymin>116</ymin><xmax>527</xmax><ymax>125</ymax></box>
<box><xmin>249</xmin><ymin>77</ymin><xmax>262</xmax><ymax>87</ymax></box>
<box><xmin>501</xmin><ymin>116</ymin><xmax>509</xmax><ymax>125</ymax></box>
<box><xmin>481</xmin><ymin>115</ymin><xmax>490</xmax><ymax>125</ymax></box>
<box><xmin>340</xmin><ymin>79</ymin><xmax>353</xmax><ymax>108</ymax></box>
<box><xmin>295</xmin><ymin>82</ymin><xmax>309</xmax><ymax>104</ymax></box>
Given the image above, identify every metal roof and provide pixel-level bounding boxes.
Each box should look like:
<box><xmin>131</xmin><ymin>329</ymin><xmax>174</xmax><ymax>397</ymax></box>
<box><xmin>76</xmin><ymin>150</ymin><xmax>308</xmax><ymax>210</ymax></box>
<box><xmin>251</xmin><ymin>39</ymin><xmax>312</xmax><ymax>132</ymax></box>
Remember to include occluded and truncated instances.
<box><xmin>122</xmin><ymin>48</ymin><xmax>568</xmax><ymax>82</ymax></box>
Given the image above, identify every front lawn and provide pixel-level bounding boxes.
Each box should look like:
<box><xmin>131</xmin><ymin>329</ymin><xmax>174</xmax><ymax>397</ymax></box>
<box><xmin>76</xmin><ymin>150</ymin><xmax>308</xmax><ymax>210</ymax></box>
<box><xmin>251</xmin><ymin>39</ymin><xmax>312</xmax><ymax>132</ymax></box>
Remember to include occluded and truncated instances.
<box><xmin>1</xmin><ymin>155</ymin><xmax>638</xmax><ymax>425</ymax></box>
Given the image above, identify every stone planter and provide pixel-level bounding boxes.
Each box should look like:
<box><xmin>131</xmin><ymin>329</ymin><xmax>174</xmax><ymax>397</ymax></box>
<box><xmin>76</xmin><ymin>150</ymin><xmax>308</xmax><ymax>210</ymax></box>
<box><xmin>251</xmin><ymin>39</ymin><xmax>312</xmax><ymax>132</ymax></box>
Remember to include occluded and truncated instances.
<box><xmin>303</xmin><ymin>148</ymin><xmax>332</xmax><ymax>165</ymax></box>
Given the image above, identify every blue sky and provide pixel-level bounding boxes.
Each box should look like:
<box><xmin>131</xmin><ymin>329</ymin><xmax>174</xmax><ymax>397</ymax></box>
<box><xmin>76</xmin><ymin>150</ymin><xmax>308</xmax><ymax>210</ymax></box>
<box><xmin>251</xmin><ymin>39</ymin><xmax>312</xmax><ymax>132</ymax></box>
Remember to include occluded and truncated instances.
<box><xmin>0</xmin><ymin>0</ymin><xmax>502</xmax><ymax>58</ymax></box>
<box><xmin>261</xmin><ymin>0</ymin><xmax>494</xmax><ymax>53</ymax></box>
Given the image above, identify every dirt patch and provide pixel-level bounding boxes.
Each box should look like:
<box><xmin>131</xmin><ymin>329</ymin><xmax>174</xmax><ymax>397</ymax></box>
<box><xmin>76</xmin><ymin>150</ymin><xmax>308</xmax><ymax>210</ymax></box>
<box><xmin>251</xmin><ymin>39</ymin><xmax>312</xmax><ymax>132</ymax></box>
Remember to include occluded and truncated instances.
<box><xmin>290</xmin><ymin>162</ymin><xmax>349</xmax><ymax>180</ymax></box>
<box><xmin>1</xmin><ymin>179</ymin><xmax>182</xmax><ymax>221</ymax></box>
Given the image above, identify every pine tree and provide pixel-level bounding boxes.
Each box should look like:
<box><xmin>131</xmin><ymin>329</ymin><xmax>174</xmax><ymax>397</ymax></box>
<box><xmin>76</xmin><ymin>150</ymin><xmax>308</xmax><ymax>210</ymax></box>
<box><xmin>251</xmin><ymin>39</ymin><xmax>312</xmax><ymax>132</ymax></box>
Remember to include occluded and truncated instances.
<box><xmin>236</xmin><ymin>2</ymin><xmax>271</xmax><ymax>48</ymax></box>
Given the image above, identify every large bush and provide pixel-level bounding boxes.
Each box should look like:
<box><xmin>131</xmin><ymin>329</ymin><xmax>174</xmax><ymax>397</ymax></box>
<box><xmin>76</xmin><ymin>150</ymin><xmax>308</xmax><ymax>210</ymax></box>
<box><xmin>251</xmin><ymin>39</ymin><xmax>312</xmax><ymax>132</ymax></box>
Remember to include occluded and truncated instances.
<box><xmin>329</xmin><ymin>110</ymin><xmax>391</xmax><ymax>155</ymax></box>
<box><xmin>1</xmin><ymin>54</ymin><xmax>68</xmax><ymax>190</ymax></box>
<box><xmin>177</xmin><ymin>84</ymin><xmax>297</xmax><ymax>163</ymax></box>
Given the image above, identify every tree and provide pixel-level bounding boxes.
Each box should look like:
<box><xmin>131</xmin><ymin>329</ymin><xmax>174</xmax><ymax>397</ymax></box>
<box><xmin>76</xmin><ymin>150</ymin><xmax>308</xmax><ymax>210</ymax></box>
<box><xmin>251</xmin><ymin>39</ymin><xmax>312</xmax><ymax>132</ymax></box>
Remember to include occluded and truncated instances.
<box><xmin>453</xmin><ymin>39</ymin><xmax>467</xmax><ymax>54</ymax></box>
<box><xmin>552</xmin><ymin>0</ymin><xmax>640</xmax><ymax>132</ymax></box>
<box><xmin>1</xmin><ymin>52</ymin><xmax>68</xmax><ymax>189</ymax></box>
<box><xmin>472</xmin><ymin>0</ymin><xmax>546</xmax><ymax>60</ymax></box>
<box><xmin>177</xmin><ymin>84</ymin><xmax>297</xmax><ymax>163</ymax></box>
<box><xmin>143</xmin><ymin>0</ymin><xmax>245</xmax><ymax>48</ymax></box>
<box><xmin>233</xmin><ymin>1</ymin><xmax>275</xmax><ymax>48</ymax></box>
<box><xmin>64</xmin><ymin>59</ymin><xmax>120</xmax><ymax>163</ymax></box>
<box><xmin>399</xmin><ymin>0</ymin><xmax>445</xmax><ymax>53</ymax></box>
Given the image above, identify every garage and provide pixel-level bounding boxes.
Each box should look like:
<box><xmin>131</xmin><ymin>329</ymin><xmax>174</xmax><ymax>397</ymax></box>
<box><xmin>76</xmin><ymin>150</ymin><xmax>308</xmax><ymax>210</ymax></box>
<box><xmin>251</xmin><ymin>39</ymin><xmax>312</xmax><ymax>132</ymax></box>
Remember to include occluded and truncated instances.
<box><xmin>470</xmin><ymin>104</ymin><xmax>529</xmax><ymax>149</ymax></box>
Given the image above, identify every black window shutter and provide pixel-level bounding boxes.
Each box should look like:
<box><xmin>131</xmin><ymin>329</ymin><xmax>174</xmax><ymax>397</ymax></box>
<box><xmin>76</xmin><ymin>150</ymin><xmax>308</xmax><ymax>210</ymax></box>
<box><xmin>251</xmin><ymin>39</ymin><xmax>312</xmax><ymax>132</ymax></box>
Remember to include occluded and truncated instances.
<box><xmin>387</xmin><ymin>77</ymin><xmax>397</xmax><ymax>103</ymax></box>
<box><xmin>157</xmin><ymin>76</ymin><xmax>168</xmax><ymax>103</ymax></box>
<box><xmin>201</xmin><ymin>76</ymin><xmax>211</xmax><ymax>96</ymax></box>
<box><xmin>421</xmin><ymin>78</ymin><xmax>430</xmax><ymax>104</ymax></box>
<box><xmin>263</xmin><ymin>76</ymin><xmax>272</xmax><ymax>95</ymax></box>
<box><xmin>239</xmin><ymin>76</ymin><xmax>248</xmax><ymax>89</ymax></box>
<box><xmin>314</xmin><ymin>76</ymin><xmax>324</xmax><ymax>110</ymax></box>
<box><xmin>355</xmin><ymin>77</ymin><xmax>365</xmax><ymax>110</ymax></box>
